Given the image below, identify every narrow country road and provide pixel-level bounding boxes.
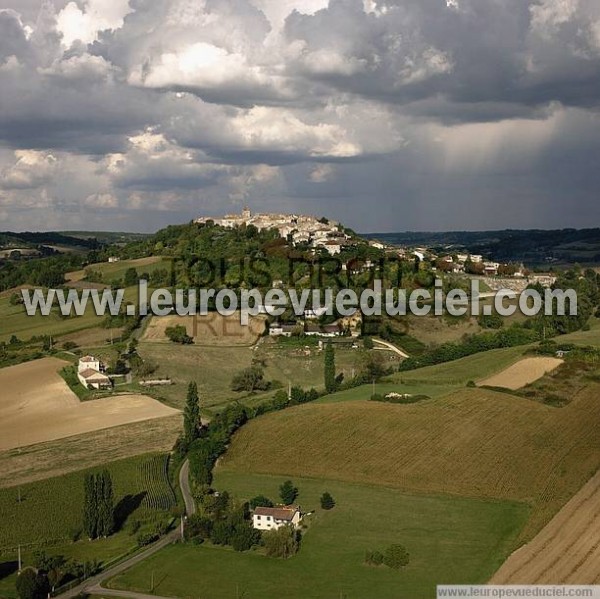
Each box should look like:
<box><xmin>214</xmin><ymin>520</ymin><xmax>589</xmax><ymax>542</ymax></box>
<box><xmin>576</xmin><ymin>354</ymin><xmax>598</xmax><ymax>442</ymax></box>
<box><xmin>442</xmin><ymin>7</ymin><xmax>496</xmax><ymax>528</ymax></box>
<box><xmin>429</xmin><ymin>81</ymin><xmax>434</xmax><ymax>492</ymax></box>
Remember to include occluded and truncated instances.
<box><xmin>179</xmin><ymin>458</ymin><xmax>196</xmax><ymax>516</ymax></box>
<box><xmin>372</xmin><ymin>338</ymin><xmax>409</xmax><ymax>358</ymax></box>
<box><xmin>58</xmin><ymin>459</ymin><xmax>194</xmax><ymax>599</ymax></box>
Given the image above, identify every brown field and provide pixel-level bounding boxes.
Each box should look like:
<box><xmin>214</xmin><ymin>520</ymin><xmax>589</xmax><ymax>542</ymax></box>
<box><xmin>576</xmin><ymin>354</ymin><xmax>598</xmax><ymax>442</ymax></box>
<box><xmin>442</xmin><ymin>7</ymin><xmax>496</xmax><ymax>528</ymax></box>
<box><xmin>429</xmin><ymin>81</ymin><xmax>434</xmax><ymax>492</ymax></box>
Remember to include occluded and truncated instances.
<box><xmin>0</xmin><ymin>414</ymin><xmax>181</xmax><ymax>488</ymax></box>
<box><xmin>219</xmin><ymin>386</ymin><xmax>600</xmax><ymax>541</ymax></box>
<box><xmin>0</xmin><ymin>358</ymin><xmax>180</xmax><ymax>451</ymax></box>
<box><xmin>491</xmin><ymin>469</ymin><xmax>600</xmax><ymax>583</ymax></box>
<box><xmin>142</xmin><ymin>313</ymin><xmax>266</xmax><ymax>346</ymax></box>
<box><xmin>478</xmin><ymin>357</ymin><xmax>563</xmax><ymax>390</ymax></box>
<box><xmin>58</xmin><ymin>326</ymin><xmax>124</xmax><ymax>348</ymax></box>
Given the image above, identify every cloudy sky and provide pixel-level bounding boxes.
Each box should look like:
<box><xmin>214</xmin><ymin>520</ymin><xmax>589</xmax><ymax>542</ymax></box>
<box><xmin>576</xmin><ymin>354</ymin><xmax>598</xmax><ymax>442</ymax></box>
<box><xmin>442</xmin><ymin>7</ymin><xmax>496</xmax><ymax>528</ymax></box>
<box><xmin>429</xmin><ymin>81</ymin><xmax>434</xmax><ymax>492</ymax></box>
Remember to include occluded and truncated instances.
<box><xmin>0</xmin><ymin>0</ymin><xmax>599</xmax><ymax>233</ymax></box>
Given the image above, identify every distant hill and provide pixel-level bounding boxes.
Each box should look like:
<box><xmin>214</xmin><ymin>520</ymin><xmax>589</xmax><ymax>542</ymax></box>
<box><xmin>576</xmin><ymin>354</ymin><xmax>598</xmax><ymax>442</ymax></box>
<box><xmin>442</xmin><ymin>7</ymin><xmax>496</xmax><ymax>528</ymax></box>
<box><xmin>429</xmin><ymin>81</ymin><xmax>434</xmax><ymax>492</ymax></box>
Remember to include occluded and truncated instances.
<box><xmin>363</xmin><ymin>228</ymin><xmax>600</xmax><ymax>267</ymax></box>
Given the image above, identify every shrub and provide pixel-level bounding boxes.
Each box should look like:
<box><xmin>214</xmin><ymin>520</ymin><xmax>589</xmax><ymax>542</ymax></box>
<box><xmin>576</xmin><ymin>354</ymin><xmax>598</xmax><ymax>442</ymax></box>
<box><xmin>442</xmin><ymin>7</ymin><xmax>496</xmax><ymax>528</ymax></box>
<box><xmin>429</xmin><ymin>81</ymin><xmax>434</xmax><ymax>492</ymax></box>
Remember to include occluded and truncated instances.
<box><xmin>184</xmin><ymin>515</ymin><xmax>213</xmax><ymax>541</ymax></box>
<box><xmin>279</xmin><ymin>480</ymin><xmax>298</xmax><ymax>505</ymax></box>
<box><xmin>383</xmin><ymin>544</ymin><xmax>410</xmax><ymax>569</ymax></box>
<box><xmin>136</xmin><ymin>532</ymin><xmax>159</xmax><ymax>547</ymax></box>
<box><xmin>320</xmin><ymin>492</ymin><xmax>335</xmax><ymax>510</ymax></box>
<box><xmin>165</xmin><ymin>325</ymin><xmax>193</xmax><ymax>345</ymax></box>
<box><xmin>249</xmin><ymin>495</ymin><xmax>274</xmax><ymax>510</ymax></box>
<box><xmin>262</xmin><ymin>526</ymin><xmax>299</xmax><ymax>558</ymax></box>
<box><xmin>16</xmin><ymin>568</ymin><xmax>49</xmax><ymax>599</ymax></box>
<box><xmin>365</xmin><ymin>550</ymin><xmax>384</xmax><ymax>566</ymax></box>
<box><xmin>230</xmin><ymin>521</ymin><xmax>260</xmax><ymax>552</ymax></box>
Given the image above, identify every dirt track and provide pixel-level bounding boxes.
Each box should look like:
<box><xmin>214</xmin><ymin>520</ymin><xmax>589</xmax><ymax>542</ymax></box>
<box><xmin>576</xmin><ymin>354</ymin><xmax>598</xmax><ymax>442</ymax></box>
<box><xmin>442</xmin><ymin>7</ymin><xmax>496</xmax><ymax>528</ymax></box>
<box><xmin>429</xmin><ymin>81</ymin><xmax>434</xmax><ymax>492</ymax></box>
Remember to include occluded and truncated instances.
<box><xmin>478</xmin><ymin>356</ymin><xmax>563</xmax><ymax>390</ymax></box>
<box><xmin>0</xmin><ymin>358</ymin><xmax>179</xmax><ymax>451</ymax></box>
<box><xmin>491</xmin><ymin>469</ymin><xmax>600</xmax><ymax>583</ymax></box>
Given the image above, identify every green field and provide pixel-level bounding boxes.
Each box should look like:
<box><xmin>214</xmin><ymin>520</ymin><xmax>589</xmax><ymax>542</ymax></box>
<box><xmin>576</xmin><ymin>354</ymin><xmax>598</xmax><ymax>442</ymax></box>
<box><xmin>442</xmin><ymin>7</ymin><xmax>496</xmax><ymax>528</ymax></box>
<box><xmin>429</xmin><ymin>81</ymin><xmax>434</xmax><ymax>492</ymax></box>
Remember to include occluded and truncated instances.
<box><xmin>219</xmin><ymin>385</ymin><xmax>600</xmax><ymax>541</ymax></box>
<box><xmin>0</xmin><ymin>292</ymin><xmax>105</xmax><ymax>343</ymax></box>
<box><xmin>0</xmin><ymin>453</ymin><xmax>173</xmax><ymax>554</ymax></box>
<box><xmin>66</xmin><ymin>256</ymin><xmax>170</xmax><ymax>284</ymax></box>
<box><xmin>556</xmin><ymin>318</ymin><xmax>600</xmax><ymax>347</ymax></box>
<box><xmin>318</xmin><ymin>381</ymin><xmax>460</xmax><ymax>403</ymax></box>
<box><xmin>108</xmin><ymin>473</ymin><xmax>528</xmax><ymax>599</ymax></box>
<box><xmin>137</xmin><ymin>338</ymin><xmax>363</xmax><ymax>411</ymax></box>
<box><xmin>389</xmin><ymin>345</ymin><xmax>528</xmax><ymax>385</ymax></box>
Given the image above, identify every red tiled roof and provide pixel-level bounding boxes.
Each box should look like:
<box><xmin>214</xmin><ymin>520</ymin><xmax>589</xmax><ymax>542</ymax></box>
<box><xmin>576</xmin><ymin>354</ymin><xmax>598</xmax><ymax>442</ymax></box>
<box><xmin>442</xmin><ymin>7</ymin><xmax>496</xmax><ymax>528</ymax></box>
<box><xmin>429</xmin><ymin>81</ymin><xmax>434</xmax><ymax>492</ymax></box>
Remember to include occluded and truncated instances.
<box><xmin>254</xmin><ymin>506</ymin><xmax>298</xmax><ymax>521</ymax></box>
<box><xmin>79</xmin><ymin>368</ymin><xmax>109</xmax><ymax>380</ymax></box>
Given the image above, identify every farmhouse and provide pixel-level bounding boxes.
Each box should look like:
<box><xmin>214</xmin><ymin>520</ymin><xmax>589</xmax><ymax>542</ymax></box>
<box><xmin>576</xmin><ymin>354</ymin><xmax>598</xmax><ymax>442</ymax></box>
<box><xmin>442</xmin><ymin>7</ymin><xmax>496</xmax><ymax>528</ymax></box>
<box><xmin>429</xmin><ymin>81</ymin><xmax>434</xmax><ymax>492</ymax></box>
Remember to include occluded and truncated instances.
<box><xmin>252</xmin><ymin>506</ymin><xmax>302</xmax><ymax>531</ymax></box>
<box><xmin>269</xmin><ymin>323</ymin><xmax>296</xmax><ymax>337</ymax></box>
<box><xmin>77</xmin><ymin>355</ymin><xmax>111</xmax><ymax>390</ymax></box>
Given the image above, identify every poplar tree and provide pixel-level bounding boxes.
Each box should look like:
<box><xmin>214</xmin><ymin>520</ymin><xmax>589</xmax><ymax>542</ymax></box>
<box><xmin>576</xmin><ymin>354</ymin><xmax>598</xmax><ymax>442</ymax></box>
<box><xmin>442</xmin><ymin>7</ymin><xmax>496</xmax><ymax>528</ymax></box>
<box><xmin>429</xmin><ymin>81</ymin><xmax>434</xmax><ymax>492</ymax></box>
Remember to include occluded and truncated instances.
<box><xmin>184</xmin><ymin>381</ymin><xmax>201</xmax><ymax>443</ymax></box>
<box><xmin>83</xmin><ymin>473</ymin><xmax>98</xmax><ymax>539</ymax></box>
<box><xmin>324</xmin><ymin>342</ymin><xmax>337</xmax><ymax>393</ymax></box>
<box><xmin>98</xmin><ymin>470</ymin><xmax>115</xmax><ymax>537</ymax></box>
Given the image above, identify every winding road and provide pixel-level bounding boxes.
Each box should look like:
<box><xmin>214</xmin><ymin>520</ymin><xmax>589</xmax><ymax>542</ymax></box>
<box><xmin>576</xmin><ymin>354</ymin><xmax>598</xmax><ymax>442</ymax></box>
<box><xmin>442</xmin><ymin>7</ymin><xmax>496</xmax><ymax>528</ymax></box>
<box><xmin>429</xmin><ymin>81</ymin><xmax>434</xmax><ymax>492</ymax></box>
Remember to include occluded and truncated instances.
<box><xmin>58</xmin><ymin>459</ymin><xmax>194</xmax><ymax>599</ymax></box>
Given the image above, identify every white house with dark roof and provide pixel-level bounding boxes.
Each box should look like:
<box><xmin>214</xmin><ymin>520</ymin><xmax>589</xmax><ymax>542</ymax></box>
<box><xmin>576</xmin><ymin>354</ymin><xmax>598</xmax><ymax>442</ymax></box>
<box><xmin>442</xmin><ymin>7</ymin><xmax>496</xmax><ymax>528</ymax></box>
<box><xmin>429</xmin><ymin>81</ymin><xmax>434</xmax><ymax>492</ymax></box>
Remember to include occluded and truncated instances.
<box><xmin>77</xmin><ymin>356</ymin><xmax>111</xmax><ymax>390</ymax></box>
<box><xmin>252</xmin><ymin>506</ymin><xmax>302</xmax><ymax>531</ymax></box>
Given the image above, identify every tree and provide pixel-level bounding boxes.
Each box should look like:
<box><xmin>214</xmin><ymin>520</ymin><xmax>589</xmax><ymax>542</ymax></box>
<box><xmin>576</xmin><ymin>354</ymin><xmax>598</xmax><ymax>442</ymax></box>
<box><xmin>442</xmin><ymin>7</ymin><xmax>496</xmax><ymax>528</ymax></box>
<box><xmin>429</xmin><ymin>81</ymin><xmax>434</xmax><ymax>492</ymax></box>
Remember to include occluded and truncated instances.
<box><xmin>363</xmin><ymin>336</ymin><xmax>374</xmax><ymax>349</ymax></box>
<box><xmin>98</xmin><ymin>470</ymin><xmax>115</xmax><ymax>537</ymax></box>
<box><xmin>230</xmin><ymin>366</ymin><xmax>270</xmax><ymax>393</ymax></box>
<box><xmin>383</xmin><ymin>544</ymin><xmax>410</xmax><ymax>569</ymax></box>
<box><xmin>184</xmin><ymin>514</ymin><xmax>213</xmax><ymax>542</ymax></box>
<box><xmin>32</xmin><ymin>552</ymin><xmax>67</xmax><ymax>592</ymax></box>
<box><xmin>262</xmin><ymin>526</ymin><xmax>299</xmax><ymax>558</ymax></box>
<box><xmin>324</xmin><ymin>342</ymin><xmax>337</xmax><ymax>393</ymax></box>
<box><xmin>230</xmin><ymin>520</ymin><xmax>260</xmax><ymax>552</ymax></box>
<box><xmin>320</xmin><ymin>492</ymin><xmax>335</xmax><ymax>510</ymax></box>
<box><xmin>249</xmin><ymin>495</ymin><xmax>274</xmax><ymax>510</ymax></box>
<box><xmin>210</xmin><ymin>520</ymin><xmax>233</xmax><ymax>545</ymax></box>
<box><xmin>165</xmin><ymin>325</ymin><xmax>193</xmax><ymax>344</ymax></box>
<box><xmin>123</xmin><ymin>267</ymin><xmax>138</xmax><ymax>287</ymax></box>
<box><xmin>184</xmin><ymin>381</ymin><xmax>201</xmax><ymax>444</ymax></box>
<box><xmin>83</xmin><ymin>473</ymin><xmax>98</xmax><ymax>539</ymax></box>
<box><xmin>16</xmin><ymin>569</ymin><xmax>49</xmax><ymax>599</ymax></box>
<box><xmin>279</xmin><ymin>480</ymin><xmax>298</xmax><ymax>505</ymax></box>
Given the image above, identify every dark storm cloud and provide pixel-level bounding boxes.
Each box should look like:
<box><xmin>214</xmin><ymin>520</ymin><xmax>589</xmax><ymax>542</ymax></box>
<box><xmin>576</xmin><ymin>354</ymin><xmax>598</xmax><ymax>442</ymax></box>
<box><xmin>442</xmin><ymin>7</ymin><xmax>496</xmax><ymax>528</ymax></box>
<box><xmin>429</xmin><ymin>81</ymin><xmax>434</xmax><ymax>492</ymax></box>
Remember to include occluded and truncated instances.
<box><xmin>0</xmin><ymin>0</ymin><xmax>598</xmax><ymax>231</ymax></box>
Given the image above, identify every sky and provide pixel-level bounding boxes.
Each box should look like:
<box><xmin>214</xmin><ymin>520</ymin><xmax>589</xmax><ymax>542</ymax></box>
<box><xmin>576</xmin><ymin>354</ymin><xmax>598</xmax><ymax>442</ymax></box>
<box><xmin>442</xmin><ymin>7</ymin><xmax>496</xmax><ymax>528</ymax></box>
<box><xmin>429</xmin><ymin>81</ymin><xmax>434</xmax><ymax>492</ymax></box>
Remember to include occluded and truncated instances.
<box><xmin>0</xmin><ymin>0</ymin><xmax>599</xmax><ymax>233</ymax></box>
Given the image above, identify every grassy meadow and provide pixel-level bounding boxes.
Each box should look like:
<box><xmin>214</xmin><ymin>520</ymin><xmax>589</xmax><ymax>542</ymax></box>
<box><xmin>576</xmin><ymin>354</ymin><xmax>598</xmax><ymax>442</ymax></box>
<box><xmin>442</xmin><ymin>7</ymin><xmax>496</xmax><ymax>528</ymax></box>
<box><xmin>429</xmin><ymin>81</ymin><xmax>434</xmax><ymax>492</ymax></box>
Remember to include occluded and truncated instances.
<box><xmin>0</xmin><ymin>292</ymin><xmax>105</xmax><ymax>344</ymax></box>
<box><xmin>219</xmin><ymin>385</ymin><xmax>600</xmax><ymax>542</ymax></box>
<box><xmin>136</xmin><ymin>335</ymin><xmax>364</xmax><ymax>411</ymax></box>
<box><xmin>108</xmin><ymin>473</ymin><xmax>528</xmax><ymax>599</ymax></box>
<box><xmin>65</xmin><ymin>256</ymin><xmax>170</xmax><ymax>284</ymax></box>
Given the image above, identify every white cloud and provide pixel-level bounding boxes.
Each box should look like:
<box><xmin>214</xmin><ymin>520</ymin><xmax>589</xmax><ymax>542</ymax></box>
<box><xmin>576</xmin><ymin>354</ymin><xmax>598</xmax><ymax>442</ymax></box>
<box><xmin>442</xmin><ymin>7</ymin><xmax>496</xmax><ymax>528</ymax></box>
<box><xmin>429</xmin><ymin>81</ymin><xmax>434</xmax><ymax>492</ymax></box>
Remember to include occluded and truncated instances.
<box><xmin>530</xmin><ymin>0</ymin><xmax>579</xmax><ymax>33</ymax></box>
<box><xmin>128</xmin><ymin>42</ymin><xmax>283</xmax><ymax>95</ymax></box>
<box><xmin>56</xmin><ymin>0</ymin><xmax>133</xmax><ymax>47</ymax></box>
<box><xmin>0</xmin><ymin>150</ymin><xmax>58</xmax><ymax>189</ymax></box>
<box><xmin>229</xmin><ymin>106</ymin><xmax>362</xmax><ymax>158</ymax></box>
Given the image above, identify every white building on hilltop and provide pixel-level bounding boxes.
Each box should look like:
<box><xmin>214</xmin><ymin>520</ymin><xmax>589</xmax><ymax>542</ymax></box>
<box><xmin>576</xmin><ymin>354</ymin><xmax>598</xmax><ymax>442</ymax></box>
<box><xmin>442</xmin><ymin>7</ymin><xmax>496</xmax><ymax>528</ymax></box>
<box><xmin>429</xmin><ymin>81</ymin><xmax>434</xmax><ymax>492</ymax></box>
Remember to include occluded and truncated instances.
<box><xmin>195</xmin><ymin>207</ymin><xmax>348</xmax><ymax>253</ymax></box>
<box><xmin>77</xmin><ymin>355</ymin><xmax>111</xmax><ymax>390</ymax></box>
<box><xmin>252</xmin><ymin>506</ymin><xmax>302</xmax><ymax>531</ymax></box>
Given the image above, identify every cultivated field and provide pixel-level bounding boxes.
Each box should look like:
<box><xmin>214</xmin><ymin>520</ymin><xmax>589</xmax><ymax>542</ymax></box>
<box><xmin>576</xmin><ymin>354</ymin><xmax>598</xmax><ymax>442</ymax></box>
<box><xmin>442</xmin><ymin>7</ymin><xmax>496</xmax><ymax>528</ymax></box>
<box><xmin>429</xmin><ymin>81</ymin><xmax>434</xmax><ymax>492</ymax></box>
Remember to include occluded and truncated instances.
<box><xmin>220</xmin><ymin>386</ymin><xmax>600</xmax><ymax>541</ymax></box>
<box><xmin>0</xmin><ymin>452</ymin><xmax>177</xmax><ymax>599</ymax></box>
<box><xmin>0</xmin><ymin>414</ymin><xmax>181</xmax><ymax>488</ymax></box>
<box><xmin>390</xmin><ymin>346</ymin><xmax>528</xmax><ymax>385</ymax></box>
<box><xmin>108</xmin><ymin>473</ymin><xmax>527</xmax><ymax>599</ymax></box>
<box><xmin>478</xmin><ymin>357</ymin><xmax>563</xmax><ymax>390</ymax></box>
<box><xmin>141</xmin><ymin>313</ymin><xmax>266</xmax><ymax>346</ymax></box>
<box><xmin>0</xmin><ymin>358</ymin><xmax>180</xmax><ymax>450</ymax></box>
<box><xmin>491</xmin><ymin>469</ymin><xmax>600</xmax><ymax>584</ymax></box>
